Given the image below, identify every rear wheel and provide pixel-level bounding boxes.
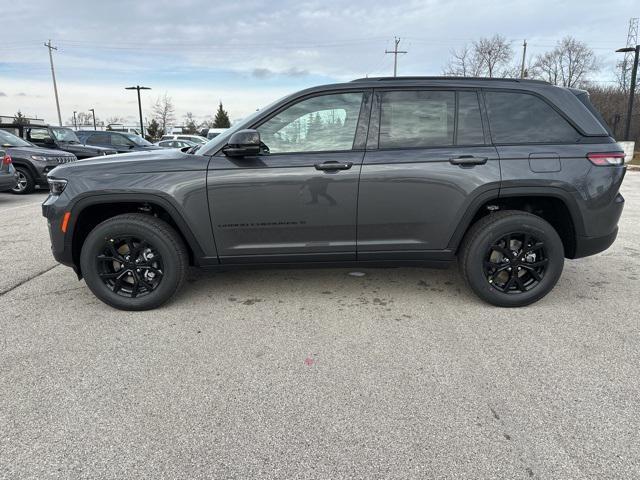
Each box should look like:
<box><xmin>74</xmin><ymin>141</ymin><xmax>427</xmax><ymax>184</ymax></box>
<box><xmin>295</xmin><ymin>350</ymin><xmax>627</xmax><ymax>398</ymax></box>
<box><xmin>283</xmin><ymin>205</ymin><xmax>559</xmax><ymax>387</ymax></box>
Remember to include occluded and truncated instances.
<box><xmin>459</xmin><ymin>210</ymin><xmax>564</xmax><ymax>307</ymax></box>
<box><xmin>80</xmin><ymin>214</ymin><xmax>188</xmax><ymax>310</ymax></box>
<box><xmin>11</xmin><ymin>167</ymin><xmax>35</xmax><ymax>194</ymax></box>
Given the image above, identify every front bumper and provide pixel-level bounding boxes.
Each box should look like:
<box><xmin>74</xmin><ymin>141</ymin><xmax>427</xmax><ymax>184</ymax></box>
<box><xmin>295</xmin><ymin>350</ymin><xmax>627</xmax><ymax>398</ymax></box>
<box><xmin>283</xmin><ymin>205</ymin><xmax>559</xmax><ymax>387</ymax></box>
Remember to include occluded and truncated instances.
<box><xmin>42</xmin><ymin>194</ymin><xmax>76</xmax><ymax>271</ymax></box>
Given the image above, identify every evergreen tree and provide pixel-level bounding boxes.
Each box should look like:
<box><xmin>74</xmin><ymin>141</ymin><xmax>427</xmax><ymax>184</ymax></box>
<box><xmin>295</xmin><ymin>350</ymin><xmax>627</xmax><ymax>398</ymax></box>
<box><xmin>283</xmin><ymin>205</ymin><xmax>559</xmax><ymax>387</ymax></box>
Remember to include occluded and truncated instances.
<box><xmin>13</xmin><ymin>110</ymin><xmax>28</xmax><ymax>126</ymax></box>
<box><xmin>146</xmin><ymin>118</ymin><xmax>163</xmax><ymax>141</ymax></box>
<box><xmin>213</xmin><ymin>102</ymin><xmax>231</xmax><ymax>128</ymax></box>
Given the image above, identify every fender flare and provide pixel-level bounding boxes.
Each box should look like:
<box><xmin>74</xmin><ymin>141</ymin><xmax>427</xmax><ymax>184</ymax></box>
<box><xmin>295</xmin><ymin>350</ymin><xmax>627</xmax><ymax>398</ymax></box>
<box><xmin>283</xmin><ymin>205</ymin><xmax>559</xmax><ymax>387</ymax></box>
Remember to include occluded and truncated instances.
<box><xmin>67</xmin><ymin>191</ymin><xmax>209</xmax><ymax>262</ymax></box>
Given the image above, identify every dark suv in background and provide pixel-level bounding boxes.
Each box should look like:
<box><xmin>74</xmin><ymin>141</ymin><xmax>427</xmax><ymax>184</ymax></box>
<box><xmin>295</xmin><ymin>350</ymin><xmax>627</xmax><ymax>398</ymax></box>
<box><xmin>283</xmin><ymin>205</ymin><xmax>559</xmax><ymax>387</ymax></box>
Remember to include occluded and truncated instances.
<box><xmin>43</xmin><ymin>77</ymin><xmax>625</xmax><ymax>310</ymax></box>
<box><xmin>76</xmin><ymin>130</ymin><xmax>161</xmax><ymax>153</ymax></box>
<box><xmin>23</xmin><ymin>126</ymin><xmax>116</xmax><ymax>159</ymax></box>
<box><xmin>0</xmin><ymin>129</ymin><xmax>76</xmax><ymax>194</ymax></box>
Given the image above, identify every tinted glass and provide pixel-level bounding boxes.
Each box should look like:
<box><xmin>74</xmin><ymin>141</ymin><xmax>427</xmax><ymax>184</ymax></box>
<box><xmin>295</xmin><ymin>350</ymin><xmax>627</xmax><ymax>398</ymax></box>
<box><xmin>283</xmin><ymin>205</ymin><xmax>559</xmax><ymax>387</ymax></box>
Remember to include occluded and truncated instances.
<box><xmin>0</xmin><ymin>129</ymin><xmax>31</xmax><ymax>147</ymax></box>
<box><xmin>379</xmin><ymin>91</ymin><xmax>455</xmax><ymax>148</ymax></box>
<box><xmin>258</xmin><ymin>92</ymin><xmax>363</xmax><ymax>154</ymax></box>
<box><xmin>485</xmin><ymin>91</ymin><xmax>579</xmax><ymax>143</ymax></box>
<box><xmin>87</xmin><ymin>133</ymin><xmax>107</xmax><ymax>144</ymax></box>
<box><xmin>457</xmin><ymin>91</ymin><xmax>484</xmax><ymax>145</ymax></box>
<box><xmin>111</xmin><ymin>133</ymin><xmax>132</xmax><ymax>146</ymax></box>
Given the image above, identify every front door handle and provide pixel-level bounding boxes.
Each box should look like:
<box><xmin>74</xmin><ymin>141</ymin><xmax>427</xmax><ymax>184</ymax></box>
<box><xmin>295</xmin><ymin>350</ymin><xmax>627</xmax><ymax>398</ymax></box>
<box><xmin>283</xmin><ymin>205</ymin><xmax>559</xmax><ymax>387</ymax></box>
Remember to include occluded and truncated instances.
<box><xmin>449</xmin><ymin>155</ymin><xmax>488</xmax><ymax>166</ymax></box>
<box><xmin>315</xmin><ymin>161</ymin><xmax>353</xmax><ymax>171</ymax></box>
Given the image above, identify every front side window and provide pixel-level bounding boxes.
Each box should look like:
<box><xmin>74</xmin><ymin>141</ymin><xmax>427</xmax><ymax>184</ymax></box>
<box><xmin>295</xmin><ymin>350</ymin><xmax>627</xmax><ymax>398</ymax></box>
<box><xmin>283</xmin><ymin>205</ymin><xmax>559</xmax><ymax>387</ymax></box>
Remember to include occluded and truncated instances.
<box><xmin>485</xmin><ymin>91</ymin><xmax>580</xmax><ymax>144</ymax></box>
<box><xmin>50</xmin><ymin>127</ymin><xmax>80</xmax><ymax>143</ymax></box>
<box><xmin>111</xmin><ymin>134</ymin><xmax>133</xmax><ymax>147</ymax></box>
<box><xmin>379</xmin><ymin>91</ymin><xmax>455</xmax><ymax>148</ymax></box>
<box><xmin>258</xmin><ymin>92</ymin><xmax>364</xmax><ymax>154</ymax></box>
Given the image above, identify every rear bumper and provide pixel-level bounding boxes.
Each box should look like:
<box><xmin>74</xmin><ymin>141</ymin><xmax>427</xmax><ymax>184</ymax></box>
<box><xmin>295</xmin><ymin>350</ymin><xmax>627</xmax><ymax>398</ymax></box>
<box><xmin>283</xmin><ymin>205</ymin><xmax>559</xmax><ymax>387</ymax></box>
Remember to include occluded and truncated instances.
<box><xmin>573</xmin><ymin>227</ymin><xmax>618</xmax><ymax>259</ymax></box>
<box><xmin>0</xmin><ymin>172</ymin><xmax>18</xmax><ymax>191</ymax></box>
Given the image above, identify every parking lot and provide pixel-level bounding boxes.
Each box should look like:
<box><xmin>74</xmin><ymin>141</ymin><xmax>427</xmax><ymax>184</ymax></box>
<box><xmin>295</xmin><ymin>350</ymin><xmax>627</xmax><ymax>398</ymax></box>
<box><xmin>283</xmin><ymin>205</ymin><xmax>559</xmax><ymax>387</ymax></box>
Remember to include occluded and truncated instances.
<box><xmin>0</xmin><ymin>173</ymin><xmax>638</xmax><ymax>479</ymax></box>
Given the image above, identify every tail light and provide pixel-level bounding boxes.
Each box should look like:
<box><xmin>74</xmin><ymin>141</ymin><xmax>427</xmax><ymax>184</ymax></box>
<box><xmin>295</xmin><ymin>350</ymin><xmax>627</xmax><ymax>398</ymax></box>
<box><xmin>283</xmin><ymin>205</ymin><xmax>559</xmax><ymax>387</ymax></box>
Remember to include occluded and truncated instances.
<box><xmin>2</xmin><ymin>154</ymin><xmax>11</xmax><ymax>165</ymax></box>
<box><xmin>587</xmin><ymin>152</ymin><xmax>625</xmax><ymax>166</ymax></box>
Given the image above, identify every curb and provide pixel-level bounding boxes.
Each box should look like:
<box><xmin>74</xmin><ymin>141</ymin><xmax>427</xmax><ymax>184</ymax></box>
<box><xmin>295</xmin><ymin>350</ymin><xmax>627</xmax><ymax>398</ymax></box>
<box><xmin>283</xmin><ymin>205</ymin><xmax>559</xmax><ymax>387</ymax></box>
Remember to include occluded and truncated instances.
<box><xmin>627</xmin><ymin>165</ymin><xmax>640</xmax><ymax>172</ymax></box>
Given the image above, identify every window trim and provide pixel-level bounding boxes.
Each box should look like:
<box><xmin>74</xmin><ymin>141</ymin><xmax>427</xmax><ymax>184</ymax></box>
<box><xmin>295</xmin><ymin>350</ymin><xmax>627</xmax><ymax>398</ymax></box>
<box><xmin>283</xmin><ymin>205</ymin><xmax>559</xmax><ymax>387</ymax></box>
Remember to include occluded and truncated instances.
<box><xmin>481</xmin><ymin>88</ymin><xmax>585</xmax><ymax>146</ymax></box>
<box><xmin>368</xmin><ymin>87</ymin><xmax>489</xmax><ymax>151</ymax></box>
<box><xmin>249</xmin><ymin>89</ymin><xmax>371</xmax><ymax>156</ymax></box>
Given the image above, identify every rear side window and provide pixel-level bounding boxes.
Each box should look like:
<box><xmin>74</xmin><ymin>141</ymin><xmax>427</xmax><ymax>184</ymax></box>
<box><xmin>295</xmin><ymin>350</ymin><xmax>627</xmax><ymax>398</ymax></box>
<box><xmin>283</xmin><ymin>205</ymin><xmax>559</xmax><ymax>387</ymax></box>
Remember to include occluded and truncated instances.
<box><xmin>379</xmin><ymin>91</ymin><xmax>455</xmax><ymax>148</ymax></box>
<box><xmin>485</xmin><ymin>91</ymin><xmax>579</xmax><ymax>144</ymax></box>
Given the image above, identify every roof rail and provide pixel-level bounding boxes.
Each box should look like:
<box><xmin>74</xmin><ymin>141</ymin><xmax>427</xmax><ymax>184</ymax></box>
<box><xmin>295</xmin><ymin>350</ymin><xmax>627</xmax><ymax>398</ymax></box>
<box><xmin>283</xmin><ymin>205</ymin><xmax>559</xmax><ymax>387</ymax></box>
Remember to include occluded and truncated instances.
<box><xmin>351</xmin><ymin>76</ymin><xmax>550</xmax><ymax>84</ymax></box>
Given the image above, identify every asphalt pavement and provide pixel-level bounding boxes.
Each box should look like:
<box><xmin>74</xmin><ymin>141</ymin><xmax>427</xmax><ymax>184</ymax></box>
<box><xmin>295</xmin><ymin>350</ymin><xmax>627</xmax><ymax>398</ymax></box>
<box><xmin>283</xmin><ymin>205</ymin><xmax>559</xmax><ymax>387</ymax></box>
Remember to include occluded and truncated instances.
<box><xmin>1</xmin><ymin>176</ymin><xmax>639</xmax><ymax>479</ymax></box>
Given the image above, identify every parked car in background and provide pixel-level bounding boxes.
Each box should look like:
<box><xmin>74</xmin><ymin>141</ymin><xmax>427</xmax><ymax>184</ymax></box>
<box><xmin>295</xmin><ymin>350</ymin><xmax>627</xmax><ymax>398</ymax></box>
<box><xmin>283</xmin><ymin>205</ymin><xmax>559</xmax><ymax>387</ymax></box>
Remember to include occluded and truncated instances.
<box><xmin>22</xmin><ymin>126</ymin><xmax>116</xmax><ymax>159</ymax></box>
<box><xmin>159</xmin><ymin>134</ymin><xmax>208</xmax><ymax>145</ymax></box>
<box><xmin>0</xmin><ymin>149</ymin><xmax>18</xmax><ymax>193</ymax></box>
<box><xmin>76</xmin><ymin>130</ymin><xmax>161</xmax><ymax>153</ymax></box>
<box><xmin>154</xmin><ymin>139</ymin><xmax>199</xmax><ymax>149</ymax></box>
<box><xmin>1</xmin><ymin>129</ymin><xmax>76</xmax><ymax>194</ymax></box>
<box><xmin>203</xmin><ymin>128</ymin><xmax>227</xmax><ymax>140</ymax></box>
<box><xmin>44</xmin><ymin>77</ymin><xmax>626</xmax><ymax>311</ymax></box>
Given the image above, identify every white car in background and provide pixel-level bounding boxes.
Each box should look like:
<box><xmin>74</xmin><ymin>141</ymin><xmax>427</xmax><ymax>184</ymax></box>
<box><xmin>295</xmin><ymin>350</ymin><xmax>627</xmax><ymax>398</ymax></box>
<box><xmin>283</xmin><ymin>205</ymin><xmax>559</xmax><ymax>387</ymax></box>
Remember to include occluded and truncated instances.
<box><xmin>159</xmin><ymin>134</ymin><xmax>208</xmax><ymax>145</ymax></box>
<box><xmin>204</xmin><ymin>128</ymin><xmax>227</xmax><ymax>140</ymax></box>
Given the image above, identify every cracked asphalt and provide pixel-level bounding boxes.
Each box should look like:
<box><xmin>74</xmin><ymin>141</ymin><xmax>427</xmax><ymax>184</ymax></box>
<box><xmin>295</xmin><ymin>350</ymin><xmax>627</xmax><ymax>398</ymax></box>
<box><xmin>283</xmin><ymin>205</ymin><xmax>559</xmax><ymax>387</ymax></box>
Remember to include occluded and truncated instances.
<box><xmin>1</xmin><ymin>175</ymin><xmax>639</xmax><ymax>479</ymax></box>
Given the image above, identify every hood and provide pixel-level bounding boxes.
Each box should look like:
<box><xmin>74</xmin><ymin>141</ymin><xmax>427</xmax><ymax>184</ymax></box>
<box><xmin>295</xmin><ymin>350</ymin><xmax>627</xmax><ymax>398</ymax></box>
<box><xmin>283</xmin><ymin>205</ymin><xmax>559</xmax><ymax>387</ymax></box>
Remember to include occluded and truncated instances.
<box><xmin>6</xmin><ymin>145</ymin><xmax>76</xmax><ymax>157</ymax></box>
<box><xmin>50</xmin><ymin>148</ymin><xmax>209</xmax><ymax>178</ymax></box>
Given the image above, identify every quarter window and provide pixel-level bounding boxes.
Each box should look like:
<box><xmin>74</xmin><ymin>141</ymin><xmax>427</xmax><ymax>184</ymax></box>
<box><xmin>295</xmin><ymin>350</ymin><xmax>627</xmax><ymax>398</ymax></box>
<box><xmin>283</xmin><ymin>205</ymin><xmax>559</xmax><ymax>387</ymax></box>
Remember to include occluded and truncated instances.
<box><xmin>457</xmin><ymin>91</ymin><xmax>484</xmax><ymax>145</ymax></box>
<box><xmin>258</xmin><ymin>92</ymin><xmax>364</xmax><ymax>154</ymax></box>
<box><xmin>485</xmin><ymin>91</ymin><xmax>580</xmax><ymax>144</ymax></box>
<box><xmin>379</xmin><ymin>91</ymin><xmax>455</xmax><ymax>148</ymax></box>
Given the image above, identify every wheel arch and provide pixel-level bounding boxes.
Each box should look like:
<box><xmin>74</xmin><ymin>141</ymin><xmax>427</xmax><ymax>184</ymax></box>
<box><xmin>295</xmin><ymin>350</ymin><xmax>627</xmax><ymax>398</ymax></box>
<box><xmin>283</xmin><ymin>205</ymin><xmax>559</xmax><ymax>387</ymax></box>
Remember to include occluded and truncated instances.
<box><xmin>449</xmin><ymin>187</ymin><xmax>584</xmax><ymax>259</ymax></box>
<box><xmin>68</xmin><ymin>193</ymin><xmax>209</xmax><ymax>275</ymax></box>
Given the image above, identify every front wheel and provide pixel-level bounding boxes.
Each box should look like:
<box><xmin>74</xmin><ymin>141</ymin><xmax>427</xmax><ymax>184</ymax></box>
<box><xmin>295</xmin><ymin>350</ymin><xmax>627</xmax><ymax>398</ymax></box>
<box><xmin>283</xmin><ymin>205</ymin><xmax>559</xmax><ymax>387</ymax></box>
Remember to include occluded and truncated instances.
<box><xmin>459</xmin><ymin>211</ymin><xmax>564</xmax><ymax>307</ymax></box>
<box><xmin>80</xmin><ymin>214</ymin><xmax>188</xmax><ymax>311</ymax></box>
<box><xmin>11</xmin><ymin>167</ymin><xmax>35</xmax><ymax>194</ymax></box>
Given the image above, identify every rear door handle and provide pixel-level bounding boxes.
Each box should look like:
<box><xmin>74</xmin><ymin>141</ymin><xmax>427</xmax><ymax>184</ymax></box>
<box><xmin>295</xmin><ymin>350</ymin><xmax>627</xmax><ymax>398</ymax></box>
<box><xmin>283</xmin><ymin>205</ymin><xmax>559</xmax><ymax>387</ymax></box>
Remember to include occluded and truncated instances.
<box><xmin>315</xmin><ymin>161</ymin><xmax>353</xmax><ymax>171</ymax></box>
<box><xmin>449</xmin><ymin>155</ymin><xmax>488</xmax><ymax>166</ymax></box>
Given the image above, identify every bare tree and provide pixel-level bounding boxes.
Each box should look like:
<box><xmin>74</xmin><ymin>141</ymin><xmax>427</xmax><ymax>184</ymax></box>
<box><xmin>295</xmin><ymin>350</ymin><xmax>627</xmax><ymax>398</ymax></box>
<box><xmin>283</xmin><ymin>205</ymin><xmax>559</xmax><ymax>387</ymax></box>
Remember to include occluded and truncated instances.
<box><xmin>443</xmin><ymin>35</ymin><xmax>515</xmax><ymax>78</ymax></box>
<box><xmin>106</xmin><ymin>116</ymin><xmax>125</xmax><ymax>126</ymax></box>
<box><xmin>152</xmin><ymin>94</ymin><xmax>175</xmax><ymax>134</ymax></box>
<box><xmin>532</xmin><ymin>37</ymin><xmax>598</xmax><ymax>88</ymax></box>
<box><xmin>473</xmin><ymin>35</ymin><xmax>513</xmax><ymax>77</ymax></box>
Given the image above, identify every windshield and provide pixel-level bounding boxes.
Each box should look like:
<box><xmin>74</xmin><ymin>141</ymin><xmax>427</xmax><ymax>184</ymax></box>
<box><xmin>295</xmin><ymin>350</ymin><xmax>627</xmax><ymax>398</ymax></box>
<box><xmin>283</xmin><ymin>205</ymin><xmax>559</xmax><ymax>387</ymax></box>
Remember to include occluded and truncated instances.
<box><xmin>51</xmin><ymin>127</ymin><xmax>80</xmax><ymax>143</ymax></box>
<box><xmin>0</xmin><ymin>129</ymin><xmax>31</xmax><ymax>147</ymax></box>
<box><xmin>124</xmin><ymin>133</ymin><xmax>153</xmax><ymax>146</ymax></box>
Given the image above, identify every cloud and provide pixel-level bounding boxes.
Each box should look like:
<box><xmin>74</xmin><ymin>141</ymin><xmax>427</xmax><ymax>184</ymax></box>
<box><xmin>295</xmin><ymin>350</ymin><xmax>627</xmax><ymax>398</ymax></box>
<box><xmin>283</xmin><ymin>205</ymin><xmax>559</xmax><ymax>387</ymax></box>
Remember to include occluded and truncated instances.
<box><xmin>0</xmin><ymin>92</ymin><xmax>7</xmax><ymax>97</ymax></box>
<box><xmin>16</xmin><ymin>92</ymin><xmax>27</xmax><ymax>97</ymax></box>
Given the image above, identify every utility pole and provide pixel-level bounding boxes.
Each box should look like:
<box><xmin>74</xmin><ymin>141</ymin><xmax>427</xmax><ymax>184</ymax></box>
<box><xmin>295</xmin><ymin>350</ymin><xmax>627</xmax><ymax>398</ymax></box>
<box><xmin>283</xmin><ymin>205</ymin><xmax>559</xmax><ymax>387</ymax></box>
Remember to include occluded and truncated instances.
<box><xmin>520</xmin><ymin>40</ymin><xmax>528</xmax><ymax>78</ymax></box>
<box><xmin>385</xmin><ymin>36</ymin><xmax>407</xmax><ymax>77</ymax></box>
<box><xmin>617</xmin><ymin>44</ymin><xmax>639</xmax><ymax>140</ymax></box>
<box><xmin>73</xmin><ymin>111</ymin><xmax>77</xmax><ymax>129</ymax></box>
<box><xmin>125</xmin><ymin>85</ymin><xmax>151</xmax><ymax>137</ymax></box>
<box><xmin>44</xmin><ymin>40</ymin><xmax>62</xmax><ymax>126</ymax></box>
<box><xmin>89</xmin><ymin>108</ymin><xmax>96</xmax><ymax>130</ymax></box>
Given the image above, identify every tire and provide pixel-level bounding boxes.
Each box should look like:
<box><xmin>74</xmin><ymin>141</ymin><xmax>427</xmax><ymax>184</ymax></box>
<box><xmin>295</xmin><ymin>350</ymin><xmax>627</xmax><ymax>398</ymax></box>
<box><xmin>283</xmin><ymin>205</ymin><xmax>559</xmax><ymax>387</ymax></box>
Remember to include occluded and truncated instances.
<box><xmin>11</xmin><ymin>167</ymin><xmax>35</xmax><ymax>194</ymax></box>
<box><xmin>459</xmin><ymin>210</ymin><xmax>564</xmax><ymax>307</ymax></box>
<box><xmin>80</xmin><ymin>214</ymin><xmax>188</xmax><ymax>311</ymax></box>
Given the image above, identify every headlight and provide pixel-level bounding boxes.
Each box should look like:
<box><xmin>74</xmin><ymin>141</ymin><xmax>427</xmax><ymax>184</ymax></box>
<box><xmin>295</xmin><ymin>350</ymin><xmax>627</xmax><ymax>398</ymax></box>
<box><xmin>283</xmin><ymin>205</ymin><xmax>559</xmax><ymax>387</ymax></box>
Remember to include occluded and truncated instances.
<box><xmin>47</xmin><ymin>178</ymin><xmax>68</xmax><ymax>195</ymax></box>
<box><xmin>31</xmin><ymin>155</ymin><xmax>47</xmax><ymax>161</ymax></box>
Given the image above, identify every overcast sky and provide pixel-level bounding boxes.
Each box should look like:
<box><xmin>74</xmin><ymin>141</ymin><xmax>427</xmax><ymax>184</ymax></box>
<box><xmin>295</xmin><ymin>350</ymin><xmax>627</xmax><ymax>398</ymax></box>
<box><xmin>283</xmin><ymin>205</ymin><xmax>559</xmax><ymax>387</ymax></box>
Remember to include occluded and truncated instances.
<box><xmin>1</xmin><ymin>0</ymin><xmax>637</xmax><ymax>127</ymax></box>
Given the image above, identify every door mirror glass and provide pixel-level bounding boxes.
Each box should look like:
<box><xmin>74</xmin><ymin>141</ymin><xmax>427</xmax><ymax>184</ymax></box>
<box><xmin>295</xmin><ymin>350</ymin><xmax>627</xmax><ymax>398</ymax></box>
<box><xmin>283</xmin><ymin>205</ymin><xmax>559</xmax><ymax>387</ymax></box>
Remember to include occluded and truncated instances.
<box><xmin>223</xmin><ymin>129</ymin><xmax>261</xmax><ymax>157</ymax></box>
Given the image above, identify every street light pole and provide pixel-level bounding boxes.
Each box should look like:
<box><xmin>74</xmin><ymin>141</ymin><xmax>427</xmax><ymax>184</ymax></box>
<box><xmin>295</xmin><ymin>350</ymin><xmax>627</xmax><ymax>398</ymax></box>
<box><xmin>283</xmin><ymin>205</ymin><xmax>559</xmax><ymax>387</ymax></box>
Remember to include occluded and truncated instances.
<box><xmin>73</xmin><ymin>111</ymin><xmax>77</xmax><ymax>129</ymax></box>
<box><xmin>125</xmin><ymin>85</ymin><xmax>151</xmax><ymax>137</ymax></box>
<box><xmin>617</xmin><ymin>45</ymin><xmax>639</xmax><ymax>141</ymax></box>
<box><xmin>89</xmin><ymin>108</ymin><xmax>96</xmax><ymax>130</ymax></box>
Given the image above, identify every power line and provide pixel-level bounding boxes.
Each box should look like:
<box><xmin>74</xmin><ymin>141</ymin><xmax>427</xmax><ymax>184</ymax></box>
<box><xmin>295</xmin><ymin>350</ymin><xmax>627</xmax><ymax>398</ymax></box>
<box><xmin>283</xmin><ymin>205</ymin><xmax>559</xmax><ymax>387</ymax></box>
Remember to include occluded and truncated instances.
<box><xmin>44</xmin><ymin>39</ymin><xmax>62</xmax><ymax>126</ymax></box>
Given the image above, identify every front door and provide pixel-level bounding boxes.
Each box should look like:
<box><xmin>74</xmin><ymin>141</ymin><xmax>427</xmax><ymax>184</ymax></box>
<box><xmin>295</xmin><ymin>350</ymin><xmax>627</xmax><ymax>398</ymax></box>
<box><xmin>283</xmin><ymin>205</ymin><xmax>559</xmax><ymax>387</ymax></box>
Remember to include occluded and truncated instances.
<box><xmin>357</xmin><ymin>89</ymin><xmax>501</xmax><ymax>259</ymax></box>
<box><xmin>207</xmin><ymin>90</ymin><xmax>371</xmax><ymax>263</ymax></box>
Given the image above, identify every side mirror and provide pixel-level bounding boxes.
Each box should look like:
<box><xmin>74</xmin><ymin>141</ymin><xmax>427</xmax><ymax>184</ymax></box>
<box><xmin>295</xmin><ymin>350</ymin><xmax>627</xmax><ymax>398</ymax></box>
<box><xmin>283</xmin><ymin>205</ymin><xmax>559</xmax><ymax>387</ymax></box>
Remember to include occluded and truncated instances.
<box><xmin>223</xmin><ymin>129</ymin><xmax>260</xmax><ymax>157</ymax></box>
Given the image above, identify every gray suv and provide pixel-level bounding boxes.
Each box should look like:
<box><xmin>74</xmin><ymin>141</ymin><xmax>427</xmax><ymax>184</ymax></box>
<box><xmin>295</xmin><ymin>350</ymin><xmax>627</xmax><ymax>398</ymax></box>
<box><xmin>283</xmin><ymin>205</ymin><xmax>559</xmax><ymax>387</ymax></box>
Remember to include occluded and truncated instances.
<box><xmin>42</xmin><ymin>77</ymin><xmax>626</xmax><ymax>310</ymax></box>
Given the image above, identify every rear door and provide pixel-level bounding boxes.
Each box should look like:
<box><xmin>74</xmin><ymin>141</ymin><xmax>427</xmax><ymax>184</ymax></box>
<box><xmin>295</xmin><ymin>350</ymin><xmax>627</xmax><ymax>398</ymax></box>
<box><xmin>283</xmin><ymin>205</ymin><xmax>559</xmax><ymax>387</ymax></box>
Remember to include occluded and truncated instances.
<box><xmin>357</xmin><ymin>88</ymin><xmax>501</xmax><ymax>259</ymax></box>
<box><xmin>207</xmin><ymin>90</ymin><xmax>372</xmax><ymax>263</ymax></box>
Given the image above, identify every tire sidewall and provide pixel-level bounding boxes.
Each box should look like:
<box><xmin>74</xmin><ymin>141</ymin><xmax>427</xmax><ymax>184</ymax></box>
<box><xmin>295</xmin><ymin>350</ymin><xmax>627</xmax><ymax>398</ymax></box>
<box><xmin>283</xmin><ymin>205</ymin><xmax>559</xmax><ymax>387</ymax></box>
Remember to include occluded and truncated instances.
<box><xmin>80</xmin><ymin>219</ymin><xmax>183</xmax><ymax>310</ymax></box>
<box><xmin>464</xmin><ymin>214</ymin><xmax>564</xmax><ymax>307</ymax></box>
